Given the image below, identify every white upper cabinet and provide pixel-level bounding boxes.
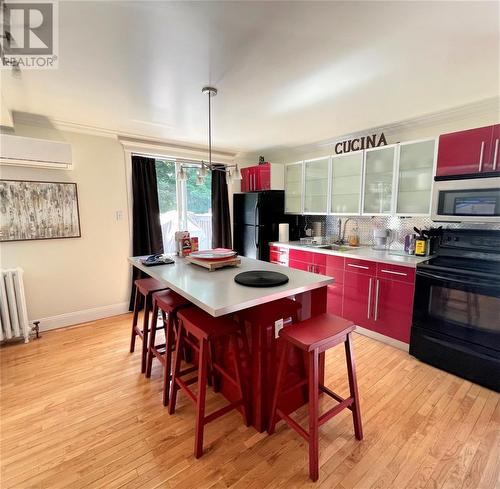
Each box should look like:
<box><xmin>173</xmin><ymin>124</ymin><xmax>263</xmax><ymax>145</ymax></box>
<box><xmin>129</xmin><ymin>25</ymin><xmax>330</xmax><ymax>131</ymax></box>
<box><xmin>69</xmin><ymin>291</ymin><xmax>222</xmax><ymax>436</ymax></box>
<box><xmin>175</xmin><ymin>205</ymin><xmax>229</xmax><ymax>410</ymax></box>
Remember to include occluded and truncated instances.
<box><xmin>283</xmin><ymin>139</ymin><xmax>437</xmax><ymax>216</ymax></box>
<box><xmin>304</xmin><ymin>157</ymin><xmax>330</xmax><ymax>214</ymax></box>
<box><xmin>396</xmin><ymin>139</ymin><xmax>436</xmax><ymax>215</ymax></box>
<box><xmin>284</xmin><ymin>161</ymin><xmax>303</xmax><ymax>213</ymax></box>
<box><xmin>330</xmin><ymin>151</ymin><xmax>363</xmax><ymax>215</ymax></box>
<box><xmin>362</xmin><ymin>144</ymin><xmax>397</xmax><ymax>215</ymax></box>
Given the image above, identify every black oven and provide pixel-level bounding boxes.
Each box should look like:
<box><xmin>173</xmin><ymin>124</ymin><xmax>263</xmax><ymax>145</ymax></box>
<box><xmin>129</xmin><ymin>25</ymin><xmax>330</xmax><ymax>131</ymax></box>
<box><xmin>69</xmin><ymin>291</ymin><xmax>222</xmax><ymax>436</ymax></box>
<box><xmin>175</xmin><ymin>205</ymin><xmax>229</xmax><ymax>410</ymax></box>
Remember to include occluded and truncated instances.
<box><xmin>410</xmin><ymin>230</ymin><xmax>500</xmax><ymax>392</ymax></box>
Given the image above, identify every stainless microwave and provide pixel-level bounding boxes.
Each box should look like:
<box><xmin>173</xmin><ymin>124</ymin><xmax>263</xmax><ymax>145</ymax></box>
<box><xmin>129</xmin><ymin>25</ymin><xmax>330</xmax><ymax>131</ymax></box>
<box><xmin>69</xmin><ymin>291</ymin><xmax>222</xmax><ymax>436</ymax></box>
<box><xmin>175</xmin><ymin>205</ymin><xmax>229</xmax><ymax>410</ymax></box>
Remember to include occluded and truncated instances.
<box><xmin>431</xmin><ymin>177</ymin><xmax>500</xmax><ymax>222</ymax></box>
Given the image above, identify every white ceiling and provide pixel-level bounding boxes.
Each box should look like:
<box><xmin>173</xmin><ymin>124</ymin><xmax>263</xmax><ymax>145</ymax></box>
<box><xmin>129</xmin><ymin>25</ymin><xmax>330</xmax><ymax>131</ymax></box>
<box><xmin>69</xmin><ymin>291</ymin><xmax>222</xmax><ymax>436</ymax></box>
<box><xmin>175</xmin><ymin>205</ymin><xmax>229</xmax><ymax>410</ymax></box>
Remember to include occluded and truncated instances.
<box><xmin>2</xmin><ymin>1</ymin><xmax>499</xmax><ymax>153</ymax></box>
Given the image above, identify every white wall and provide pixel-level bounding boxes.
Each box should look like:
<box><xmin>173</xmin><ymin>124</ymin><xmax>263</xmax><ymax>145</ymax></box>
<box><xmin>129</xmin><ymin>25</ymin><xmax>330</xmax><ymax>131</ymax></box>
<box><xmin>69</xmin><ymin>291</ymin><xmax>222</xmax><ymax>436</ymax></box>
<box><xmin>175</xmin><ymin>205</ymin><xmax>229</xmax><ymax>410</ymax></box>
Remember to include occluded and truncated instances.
<box><xmin>0</xmin><ymin>125</ymin><xmax>131</xmax><ymax>330</ymax></box>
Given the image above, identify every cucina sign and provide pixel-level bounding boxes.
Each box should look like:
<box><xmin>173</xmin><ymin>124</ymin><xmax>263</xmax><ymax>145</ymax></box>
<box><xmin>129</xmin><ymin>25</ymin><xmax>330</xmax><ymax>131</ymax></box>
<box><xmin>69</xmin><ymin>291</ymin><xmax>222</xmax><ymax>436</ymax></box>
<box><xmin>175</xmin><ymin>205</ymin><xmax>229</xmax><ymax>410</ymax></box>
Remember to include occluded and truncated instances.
<box><xmin>334</xmin><ymin>133</ymin><xmax>387</xmax><ymax>155</ymax></box>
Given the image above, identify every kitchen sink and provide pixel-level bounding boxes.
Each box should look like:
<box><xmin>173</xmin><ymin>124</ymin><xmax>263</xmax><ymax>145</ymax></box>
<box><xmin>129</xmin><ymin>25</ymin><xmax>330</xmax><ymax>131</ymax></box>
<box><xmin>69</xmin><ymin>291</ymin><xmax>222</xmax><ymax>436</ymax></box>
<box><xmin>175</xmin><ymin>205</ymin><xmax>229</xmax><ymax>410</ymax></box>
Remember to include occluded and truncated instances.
<box><xmin>305</xmin><ymin>243</ymin><xmax>358</xmax><ymax>252</ymax></box>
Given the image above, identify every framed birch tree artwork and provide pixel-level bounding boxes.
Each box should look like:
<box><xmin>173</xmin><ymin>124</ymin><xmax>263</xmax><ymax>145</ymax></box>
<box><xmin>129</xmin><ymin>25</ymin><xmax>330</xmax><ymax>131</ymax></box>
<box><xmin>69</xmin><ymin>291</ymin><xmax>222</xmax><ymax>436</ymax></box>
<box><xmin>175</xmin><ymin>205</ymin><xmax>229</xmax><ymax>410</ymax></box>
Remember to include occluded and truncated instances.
<box><xmin>0</xmin><ymin>180</ymin><xmax>81</xmax><ymax>242</ymax></box>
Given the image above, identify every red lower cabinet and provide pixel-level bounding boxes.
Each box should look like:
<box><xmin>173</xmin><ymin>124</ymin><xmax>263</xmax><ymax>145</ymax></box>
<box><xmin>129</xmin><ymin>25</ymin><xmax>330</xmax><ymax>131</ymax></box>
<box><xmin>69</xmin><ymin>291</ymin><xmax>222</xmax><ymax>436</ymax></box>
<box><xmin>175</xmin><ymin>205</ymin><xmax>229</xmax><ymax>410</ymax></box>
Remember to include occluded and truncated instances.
<box><xmin>343</xmin><ymin>264</ymin><xmax>415</xmax><ymax>344</ymax></box>
<box><xmin>327</xmin><ymin>284</ymin><xmax>343</xmax><ymax>316</ymax></box>
<box><xmin>342</xmin><ymin>271</ymin><xmax>374</xmax><ymax>329</ymax></box>
<box><xmin>277</xmin><ymin>249</ymin><xmax>416</xmax><ymax>344</ymax></box>
<box><xmin>372</xmin><ymin>278</ymin><xmax>414</xmax><ymax>343</ymax></box>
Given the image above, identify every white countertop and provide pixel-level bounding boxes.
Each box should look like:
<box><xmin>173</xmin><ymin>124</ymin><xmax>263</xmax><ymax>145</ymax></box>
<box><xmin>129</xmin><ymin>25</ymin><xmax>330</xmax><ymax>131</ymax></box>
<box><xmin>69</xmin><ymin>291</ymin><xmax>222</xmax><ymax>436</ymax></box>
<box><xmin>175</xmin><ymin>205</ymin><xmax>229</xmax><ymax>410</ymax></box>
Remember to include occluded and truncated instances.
<box><xmin>269</xmin><ymin>241</ymin><xmax>430</xmax><ymax>268</ymax></box>
<box><xmin>129</xmin><ymin>255</ymin><xmax>333</xmax><ymax>317</ymax></box>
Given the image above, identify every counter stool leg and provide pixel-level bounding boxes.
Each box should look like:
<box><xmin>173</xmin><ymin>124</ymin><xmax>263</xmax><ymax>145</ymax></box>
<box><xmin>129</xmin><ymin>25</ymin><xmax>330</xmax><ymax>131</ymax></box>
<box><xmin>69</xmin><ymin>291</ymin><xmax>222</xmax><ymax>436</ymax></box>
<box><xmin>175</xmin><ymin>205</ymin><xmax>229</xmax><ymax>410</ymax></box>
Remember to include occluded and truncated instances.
<box><xmin>145</xmin><ymin>302</ymin><xmax>159</xmax><ymax>378</ymax></box>
<box><xmin>168</xmin><ymin>321</ymin><xmax>185</xmax><ymax>415</ymax></box>
<box><xmin>308</xmin><ymin>348</ymin><xmax>320</xmax><ymax>482</ymax></box>
<box><xmin>208</xmin><ymin>342</ymin><xmax>217</xmax><ymax>391</ymax></box>
<box><xmin>345</xmin><ymin>333</ymin><xmax>363</xmax><ymax>440</ymax></box>
<box><xmin>141</xmin><ymin>295</ymin><xmax>152</xmax><ymax>374</ymax></box>
<box><xmin>162</xmin><ymin>313</ymin><xmax>174</xmax><ymax>406</ymax></box>
<box><xmin>231</xmin><ymin>335</ymin><xmax>250</xmax><ymax>426</ymax></box>
<box><xmin>194</xmin><ymin>338</ymin><xmax>209</xmax><ymax>458</ymax></box>
<box><xmin>268</xmin><ymin>341</ymin><xmax>289</xmax><ymax>434</ymax></box>
<box><xmin>130</xmin><ymin>287</ymin><xmax>140</xmax><ymax>353</ymax></box>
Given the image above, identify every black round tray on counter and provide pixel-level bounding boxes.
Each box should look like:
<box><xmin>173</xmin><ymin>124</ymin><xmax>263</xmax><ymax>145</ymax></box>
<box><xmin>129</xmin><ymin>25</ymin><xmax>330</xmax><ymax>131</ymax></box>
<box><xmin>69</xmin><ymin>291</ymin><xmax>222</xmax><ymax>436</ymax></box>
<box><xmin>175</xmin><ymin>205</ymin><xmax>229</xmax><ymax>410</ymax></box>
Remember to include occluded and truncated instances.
<box><xmin>234</xmin><ymin>270</ymin><xmax>289</xmax><ymax>287</ymax></box>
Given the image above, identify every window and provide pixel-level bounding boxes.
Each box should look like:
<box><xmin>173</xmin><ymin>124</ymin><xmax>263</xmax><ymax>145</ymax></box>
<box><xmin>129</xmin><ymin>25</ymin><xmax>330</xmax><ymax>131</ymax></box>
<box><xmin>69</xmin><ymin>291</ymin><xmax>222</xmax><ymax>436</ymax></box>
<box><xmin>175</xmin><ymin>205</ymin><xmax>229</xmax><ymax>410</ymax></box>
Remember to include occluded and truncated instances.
<box><xmin>155</xmin><ymin>159</ymin><xmax>212</xmax><ymax>253</ymax></box>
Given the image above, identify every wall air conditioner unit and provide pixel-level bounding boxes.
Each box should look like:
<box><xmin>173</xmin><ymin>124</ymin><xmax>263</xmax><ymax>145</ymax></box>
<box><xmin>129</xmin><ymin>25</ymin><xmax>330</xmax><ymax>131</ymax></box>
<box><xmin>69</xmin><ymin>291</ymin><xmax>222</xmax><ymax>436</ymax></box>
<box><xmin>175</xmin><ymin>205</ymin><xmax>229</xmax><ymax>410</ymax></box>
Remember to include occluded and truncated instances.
<box><xmin>0</xmin><ymin>134</ymin><xmax>73</xmax><ymax>170</ymax></box>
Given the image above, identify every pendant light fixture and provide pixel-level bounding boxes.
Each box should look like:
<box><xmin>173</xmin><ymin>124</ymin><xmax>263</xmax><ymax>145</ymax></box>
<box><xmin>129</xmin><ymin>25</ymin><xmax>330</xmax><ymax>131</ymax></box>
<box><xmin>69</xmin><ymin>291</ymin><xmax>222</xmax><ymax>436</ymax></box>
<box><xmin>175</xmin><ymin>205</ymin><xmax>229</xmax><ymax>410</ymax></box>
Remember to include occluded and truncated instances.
<box><xmin>176</xmin><ymin>86</ymin><xmax>241</xmax><ymax>182</ymax></box>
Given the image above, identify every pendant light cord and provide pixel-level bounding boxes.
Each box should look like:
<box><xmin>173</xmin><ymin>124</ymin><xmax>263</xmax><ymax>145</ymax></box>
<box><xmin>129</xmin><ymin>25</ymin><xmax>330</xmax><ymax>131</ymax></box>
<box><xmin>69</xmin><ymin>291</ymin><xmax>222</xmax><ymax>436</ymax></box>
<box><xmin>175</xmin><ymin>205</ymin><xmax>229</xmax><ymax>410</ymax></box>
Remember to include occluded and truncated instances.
<box><xmin>208</xmin><ymin>90</ymin><xmax>212</xmax><ymax>168</ymax></box>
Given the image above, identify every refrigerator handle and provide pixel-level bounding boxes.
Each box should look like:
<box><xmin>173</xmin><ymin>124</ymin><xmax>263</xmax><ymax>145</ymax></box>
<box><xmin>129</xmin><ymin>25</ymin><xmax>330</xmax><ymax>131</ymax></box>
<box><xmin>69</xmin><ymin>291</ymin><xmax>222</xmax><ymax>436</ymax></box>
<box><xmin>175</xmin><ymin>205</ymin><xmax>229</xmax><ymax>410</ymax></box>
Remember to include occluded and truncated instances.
<box><xmin>254</xmin><ymin>202</ymin><xmax>259</xmax><ymax>247</ymax></box>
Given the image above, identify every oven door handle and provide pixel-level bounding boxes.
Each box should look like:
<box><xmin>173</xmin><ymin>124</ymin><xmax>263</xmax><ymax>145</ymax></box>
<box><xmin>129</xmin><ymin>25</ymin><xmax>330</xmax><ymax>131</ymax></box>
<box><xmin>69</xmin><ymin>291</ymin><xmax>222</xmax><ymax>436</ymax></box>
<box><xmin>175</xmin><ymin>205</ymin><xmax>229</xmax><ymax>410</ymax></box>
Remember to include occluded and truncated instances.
<box><xmin>417</xmin><ymin>270</ymin><xmax>498</xmax><ymax>288</ymax></box>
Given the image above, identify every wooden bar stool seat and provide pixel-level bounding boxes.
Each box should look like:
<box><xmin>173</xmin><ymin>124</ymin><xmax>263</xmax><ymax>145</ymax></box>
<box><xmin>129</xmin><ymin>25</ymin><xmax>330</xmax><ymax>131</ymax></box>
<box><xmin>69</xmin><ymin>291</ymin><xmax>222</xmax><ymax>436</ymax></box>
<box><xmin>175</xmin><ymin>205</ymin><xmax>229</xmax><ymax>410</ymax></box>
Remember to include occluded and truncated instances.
<box><xmin>146</xmin><ymin>290</ymin><xmax>192</xmax><ymax>406</ymax></box>
<box><xmin>130</xmin><ymin>277</ymin><xmax>168</xmax><ymax>373</ymax></box>
<box><xmin>169</xmin><ymin>307</ymin><xmax>250</xmax><ymax>458</ymax></box>
<box><xmin>268</xmin><ymin>313</ymin><xmax>363</xmax><ymax>482</ymax></box>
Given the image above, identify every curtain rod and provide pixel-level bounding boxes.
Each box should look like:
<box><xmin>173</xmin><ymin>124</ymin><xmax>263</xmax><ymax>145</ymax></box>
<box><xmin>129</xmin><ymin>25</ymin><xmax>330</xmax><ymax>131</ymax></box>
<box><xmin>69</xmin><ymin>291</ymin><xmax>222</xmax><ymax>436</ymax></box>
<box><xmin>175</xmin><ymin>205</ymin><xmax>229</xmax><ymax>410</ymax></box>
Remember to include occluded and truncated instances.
<box><xmin>131</xmin><ymin>152</ymin><xmax>236</xmax><ymax>168</ymax></box>
<box><xmin>132</xmin><ymin>151</ymin><xmax>229</xmax><ymax>166</ymax></box>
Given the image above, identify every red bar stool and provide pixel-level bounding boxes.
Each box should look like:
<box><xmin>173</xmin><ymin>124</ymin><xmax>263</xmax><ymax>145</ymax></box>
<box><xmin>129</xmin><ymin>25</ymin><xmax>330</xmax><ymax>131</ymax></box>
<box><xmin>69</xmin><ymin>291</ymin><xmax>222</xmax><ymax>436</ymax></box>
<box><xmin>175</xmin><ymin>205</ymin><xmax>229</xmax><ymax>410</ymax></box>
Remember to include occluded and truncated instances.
<box><xmin>130</xmin><ymin>278</ymin><xmax>168</xmax><ymax>373</ymax></box>
<box><xmin>146</xmin><ymin>290</ymin><xmax>193</xmax><ymax>405</ymax></box>
<box><xmin>268</xmin><ymin>313</ymin><xmax>363</xmax><ymax>482</ymax></box>
<box><xmin>168</xmin><ymin>307</ymin><xmax>250</xmax><ymax>458</ymax></box>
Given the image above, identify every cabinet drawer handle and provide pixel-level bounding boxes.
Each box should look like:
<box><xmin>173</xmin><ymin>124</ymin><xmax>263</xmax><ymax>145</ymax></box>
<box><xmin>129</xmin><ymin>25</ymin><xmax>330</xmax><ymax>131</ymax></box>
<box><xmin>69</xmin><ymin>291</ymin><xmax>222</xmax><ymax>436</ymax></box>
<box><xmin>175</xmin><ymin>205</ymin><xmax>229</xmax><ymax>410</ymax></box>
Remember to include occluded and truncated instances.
<box><xmin>367</xmin><ymin>278</ymin><xmax>373</xmax><ymax>319</ymax></box>
<box><xmin>374</xmin><ymin>279</ymin><xmax>380</xmax><ymax>321</ymax></box>
<box><xmin>494</xmin><ymin>139</ymin><xmax>499</xmax><ymax>171</ymax></box>
<box><xmin>380</xmin><ymin>269</ymin><xmax>408</xmax><ymax>276</ymax></box>
<box><xmin>348</xmin><ymin>263</ymin><xmax>369</xmax><ymax>270</ymax></box>
<box><xmin>478</xmin><ymin>141</ymin><xmax>485</xmax><ymax>172</ymax></box>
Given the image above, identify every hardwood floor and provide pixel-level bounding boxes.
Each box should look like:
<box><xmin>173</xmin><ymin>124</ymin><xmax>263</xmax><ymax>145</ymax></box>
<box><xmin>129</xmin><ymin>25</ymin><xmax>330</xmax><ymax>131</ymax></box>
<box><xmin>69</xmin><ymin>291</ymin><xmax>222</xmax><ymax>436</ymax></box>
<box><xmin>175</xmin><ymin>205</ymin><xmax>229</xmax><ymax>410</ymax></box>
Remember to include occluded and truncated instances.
<box><xmin>1</xmin><ymin>313</ymin><xmax>499</xmax><ymax>489</ymax></box>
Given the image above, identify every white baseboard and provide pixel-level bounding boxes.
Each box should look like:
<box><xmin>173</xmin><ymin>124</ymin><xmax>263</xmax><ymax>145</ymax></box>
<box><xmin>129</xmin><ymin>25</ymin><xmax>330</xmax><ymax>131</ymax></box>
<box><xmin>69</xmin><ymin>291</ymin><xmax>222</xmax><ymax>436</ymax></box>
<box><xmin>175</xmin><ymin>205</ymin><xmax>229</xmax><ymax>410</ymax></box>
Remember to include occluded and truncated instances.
<box><xmin>31</xmin><ymin>302</ymin><xmax>130</xmax><ymax>332</ymax></box>
<box><xmin>355</xmin><ymin>326</ymin><xmax>410</xmax><ymax>352</ymax></box>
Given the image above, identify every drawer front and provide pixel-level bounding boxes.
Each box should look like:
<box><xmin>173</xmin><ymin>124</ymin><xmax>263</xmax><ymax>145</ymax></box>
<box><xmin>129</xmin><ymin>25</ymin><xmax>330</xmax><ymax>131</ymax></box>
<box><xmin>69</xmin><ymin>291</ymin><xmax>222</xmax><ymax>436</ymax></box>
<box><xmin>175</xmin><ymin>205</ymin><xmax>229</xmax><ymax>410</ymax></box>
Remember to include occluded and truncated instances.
<box><xmin>326</xmin><ymin>255</ymin><xmax>345</xmax><ymax>270</ymax></box>
<box><xmin>289</xmin><ymin>249</ymin><xmax>314</xmax><ymax>264</ymax></box>
<box><xmin>376</xmin><ymin>263</ymin><xmax>415</xmax><ymax>283</ymax></box>
<box><xmin>289</xmin><ymin>259</ymin><xmax>310</xmax><ymax>272</ymax></box>
<box><xmin>344</xmin><ymin>257</ymin><xmax>376</xmax><ymax>275</ymax></box>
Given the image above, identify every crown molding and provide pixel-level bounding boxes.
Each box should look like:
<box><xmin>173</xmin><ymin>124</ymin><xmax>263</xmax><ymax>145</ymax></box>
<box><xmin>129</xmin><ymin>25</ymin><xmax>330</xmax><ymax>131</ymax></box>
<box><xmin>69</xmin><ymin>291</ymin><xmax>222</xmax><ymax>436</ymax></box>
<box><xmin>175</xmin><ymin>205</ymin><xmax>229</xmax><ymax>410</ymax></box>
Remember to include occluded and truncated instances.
<box><xmin>118</xmin><ymin>135</ymin><xmax>236</xmax><ymax>163</ymax></box>
<box><xmin>11</xmin><ymin>112</ymin><xmax>238</xmax><ymax>161</ymax></box>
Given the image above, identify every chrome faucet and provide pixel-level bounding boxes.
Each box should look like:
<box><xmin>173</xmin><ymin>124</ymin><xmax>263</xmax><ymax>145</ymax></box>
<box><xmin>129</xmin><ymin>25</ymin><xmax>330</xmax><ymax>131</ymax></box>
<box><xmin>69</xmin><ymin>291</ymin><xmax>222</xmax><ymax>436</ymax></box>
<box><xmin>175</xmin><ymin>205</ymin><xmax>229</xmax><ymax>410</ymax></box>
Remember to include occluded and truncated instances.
<box><xmin>336</xmin><ymin>218</ymin><xmax>358</xmax><ymax>244</ymax></box>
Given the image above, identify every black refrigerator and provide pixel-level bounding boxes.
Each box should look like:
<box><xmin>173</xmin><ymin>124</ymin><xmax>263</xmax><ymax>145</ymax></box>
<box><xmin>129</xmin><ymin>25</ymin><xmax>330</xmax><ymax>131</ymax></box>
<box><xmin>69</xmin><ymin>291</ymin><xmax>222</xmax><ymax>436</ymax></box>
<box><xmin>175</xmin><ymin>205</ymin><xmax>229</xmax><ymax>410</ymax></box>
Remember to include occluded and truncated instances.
<box><xmin>233</xmin><ymin>190</ymin><xmax>291</xmax><ymax>261</ymax></box>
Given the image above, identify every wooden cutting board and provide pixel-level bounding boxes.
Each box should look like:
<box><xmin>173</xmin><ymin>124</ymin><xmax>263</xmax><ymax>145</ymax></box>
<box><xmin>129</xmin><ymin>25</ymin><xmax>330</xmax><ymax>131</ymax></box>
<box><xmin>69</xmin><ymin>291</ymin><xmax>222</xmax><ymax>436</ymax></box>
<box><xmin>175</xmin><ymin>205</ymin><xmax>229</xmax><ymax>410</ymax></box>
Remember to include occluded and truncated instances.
<box><xmin>185</xmin><ymin>255</ymin><xmax>241</xmax><ymax>271</ymax></box>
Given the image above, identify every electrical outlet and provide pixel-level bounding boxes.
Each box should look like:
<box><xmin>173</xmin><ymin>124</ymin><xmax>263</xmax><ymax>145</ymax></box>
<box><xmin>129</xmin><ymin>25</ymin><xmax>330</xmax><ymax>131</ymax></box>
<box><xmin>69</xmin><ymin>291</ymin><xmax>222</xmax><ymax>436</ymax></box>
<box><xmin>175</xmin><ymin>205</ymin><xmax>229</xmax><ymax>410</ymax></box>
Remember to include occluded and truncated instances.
<box><xmin>274</xmin><ymin>318</ymin><xmax>284</xmax><ymax>339</ymax></box>
<box><xmin>115</xmin><ymin>210</ymin><xmax>123</xmax><ymax>221</ymax></box>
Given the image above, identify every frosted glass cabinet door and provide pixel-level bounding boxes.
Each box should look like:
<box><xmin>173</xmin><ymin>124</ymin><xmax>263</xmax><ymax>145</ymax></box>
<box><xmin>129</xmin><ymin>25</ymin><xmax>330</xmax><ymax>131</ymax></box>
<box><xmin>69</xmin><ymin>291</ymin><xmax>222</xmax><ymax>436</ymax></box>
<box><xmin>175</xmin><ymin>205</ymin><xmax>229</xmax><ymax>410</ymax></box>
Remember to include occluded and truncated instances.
<box><xmin>285</xmin><ymin>162</ymin><xmax>303</xmax><ymax>213</ymax></box>
<box><xmin>397</xmin><ymin>139</ymin><xmax>436</xmax><ymax>215</ymax></box>
<box><xmin>363</xmin><ymin>145</ymin><xmax>397</xmax><ymax>214</ymax></box>
<box><xmin>304</xmin><ymin>157</ymin><xmax>329</xmax><ymax>214</ymax></box>
<box><xmin>331</xmin><ymin>151</ymin><xmax>363</xmax><ymax>214</ymax></box>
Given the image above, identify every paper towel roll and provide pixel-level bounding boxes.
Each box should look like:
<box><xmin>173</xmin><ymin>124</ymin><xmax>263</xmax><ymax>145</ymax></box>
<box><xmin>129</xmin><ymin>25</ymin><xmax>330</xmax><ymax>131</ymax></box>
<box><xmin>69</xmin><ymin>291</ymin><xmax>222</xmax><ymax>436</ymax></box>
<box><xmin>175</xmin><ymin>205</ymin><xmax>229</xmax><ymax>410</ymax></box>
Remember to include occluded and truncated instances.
<box><xmin>279</xmin><ymin>223</ymin><xmax>289</xmax><ymax>242</ymax></box>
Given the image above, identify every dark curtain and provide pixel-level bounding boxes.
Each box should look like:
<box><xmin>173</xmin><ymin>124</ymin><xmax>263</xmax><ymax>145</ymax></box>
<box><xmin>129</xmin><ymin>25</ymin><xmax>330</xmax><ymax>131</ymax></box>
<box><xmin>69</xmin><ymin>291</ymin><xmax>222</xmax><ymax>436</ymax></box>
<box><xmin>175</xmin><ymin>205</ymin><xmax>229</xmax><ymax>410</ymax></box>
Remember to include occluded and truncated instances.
<box><xmin>128</xmin><ymin>155</ymin><xmax>164</xmax><ymax>310</ymax></box>
<box><xmin>211</xmin><ymin>164</ymin><xmax>232</xmax><ymax>249</ymax></box>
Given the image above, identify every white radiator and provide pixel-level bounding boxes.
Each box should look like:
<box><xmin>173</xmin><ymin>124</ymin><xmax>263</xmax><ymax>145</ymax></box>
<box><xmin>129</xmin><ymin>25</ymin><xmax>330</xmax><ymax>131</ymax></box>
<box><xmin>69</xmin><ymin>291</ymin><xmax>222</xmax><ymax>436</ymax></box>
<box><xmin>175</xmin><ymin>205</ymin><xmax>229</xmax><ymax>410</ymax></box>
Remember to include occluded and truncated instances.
<box><xmin>0</xmin><ymin>268</ymin><xmax>30</xmax><ymax>343</ymax></box>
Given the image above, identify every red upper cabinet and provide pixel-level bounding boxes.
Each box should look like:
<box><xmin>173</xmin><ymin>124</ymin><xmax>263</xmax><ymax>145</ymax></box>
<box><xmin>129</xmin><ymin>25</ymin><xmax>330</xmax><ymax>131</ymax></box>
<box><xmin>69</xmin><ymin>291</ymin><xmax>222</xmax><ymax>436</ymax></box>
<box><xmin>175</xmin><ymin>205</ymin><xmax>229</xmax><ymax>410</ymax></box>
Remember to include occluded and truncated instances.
<box><xmin>436</xmin><ymin>125</ymin><xmax>497</xmax><ymax>177</ymax></box>
<box><xmin>488</xmin><ymin>124</ymin><xmax>500</xmax><ymax>173</ymax></box>
<box><xmin>240</xmin><ymin>163</ymin><xmax>284</xmax><ymax>192</ymax></box>
<box><xmin>240</xmin><ymin>167</ymin><xmax>251</xmax><ymax>192</ymax></box>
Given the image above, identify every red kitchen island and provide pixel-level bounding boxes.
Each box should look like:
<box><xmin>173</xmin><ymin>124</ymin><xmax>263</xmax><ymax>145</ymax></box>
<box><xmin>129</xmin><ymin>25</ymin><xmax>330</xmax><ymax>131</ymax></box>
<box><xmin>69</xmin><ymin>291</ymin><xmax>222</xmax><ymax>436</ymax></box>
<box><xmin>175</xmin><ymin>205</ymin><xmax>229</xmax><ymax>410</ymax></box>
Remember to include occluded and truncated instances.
<box><xmin>129</xmin><ymin>255</ymin><xmax>333</xmax><ymax>432</ymax></box>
